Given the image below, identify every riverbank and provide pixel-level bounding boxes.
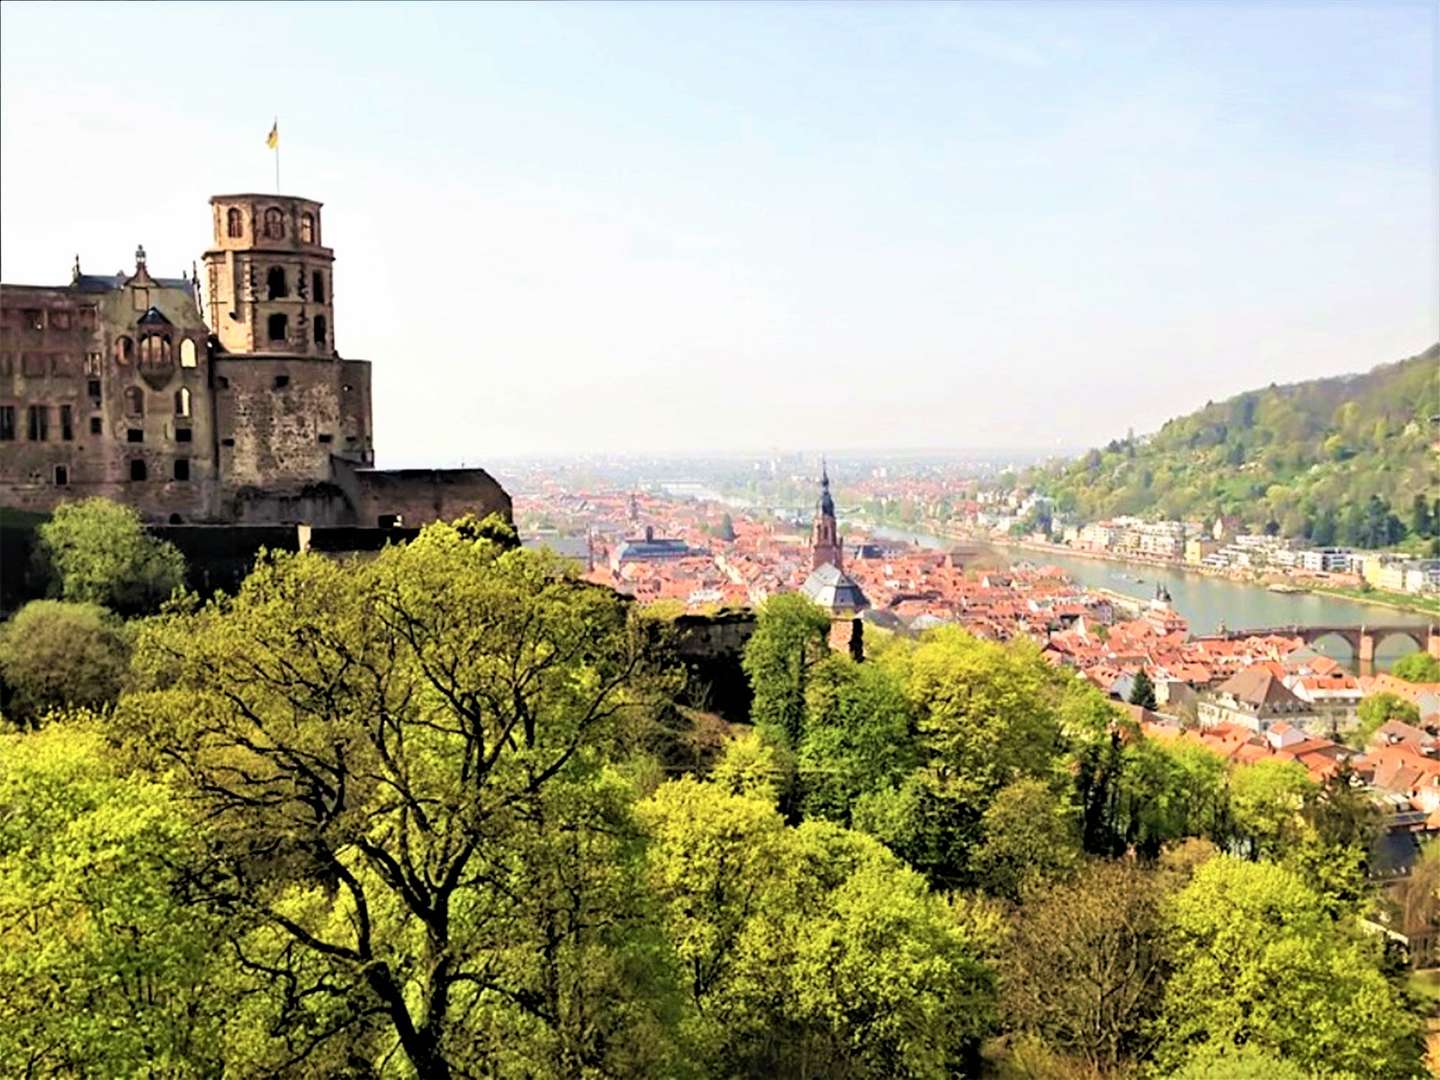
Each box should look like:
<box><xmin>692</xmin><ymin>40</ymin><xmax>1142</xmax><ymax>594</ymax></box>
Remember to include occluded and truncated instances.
<box><xmin>993</xmin><ymin>537</ymin><xmax>1438</xmax><ymax>620</ymax></box>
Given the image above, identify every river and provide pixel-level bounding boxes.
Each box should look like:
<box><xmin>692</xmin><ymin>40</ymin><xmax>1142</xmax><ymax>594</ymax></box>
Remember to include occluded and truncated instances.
<box><xmin>865</xmin><ymin>525</ymin><xmax>1430</xmax><ymax>669</ymax></box>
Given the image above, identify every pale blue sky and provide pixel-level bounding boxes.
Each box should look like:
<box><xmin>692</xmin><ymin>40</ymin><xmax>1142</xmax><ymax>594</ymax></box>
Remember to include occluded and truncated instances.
<box><xmin>2</xmin><ymin>1</ymin><xmax>1435</xmax><ymax>463</ymax></box>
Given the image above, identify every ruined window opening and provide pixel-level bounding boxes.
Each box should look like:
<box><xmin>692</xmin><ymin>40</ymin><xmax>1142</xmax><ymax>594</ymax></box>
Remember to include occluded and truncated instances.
<box><xmin>263</xmin><ymin>207</ymin><xmax>285</xmax><ymax>239</ymax></box>
<box><xmin>313</xmin><ymin>315</ymin><xmax>327</xmax><ymax>347</ymax></box>
<box><xmin>300</xmin><ymin>212</ymin><xmax>315</xmax><ymax>244</ymax></box>
<box><xmin>129</xmin><ymin>459</ymin><xmax>147</xmax><ymax>481</ymax></box>
<box><xmin>176</xmin><ymin>427</ymin><xmax>193</xmax><ymax>443</ymax></box>
<box><xmin>175</xmin><ymin>387</ymin><xmax>192</xmax><ymax>418</ymax></box>
<box><xmin>23</xmin><ymin>309</ymin><xmax>42</xmax><ymax>331</ymax></box>
<box><xmin>312</xmin><ymin>272</ymin><xmax>325</xmax><ymax>303</ymax></box>
<box><xmin>318</xmin><ymin>432</ymin><xmax>333</xmax><ymax>444</ymax></box>
<box><xmin>179</xmin><ymin>339</ymin><xmax>197</xmax><ymax>368</ymax></box>
<box><xmin>216</xmin><ymin>376</ymin><xmax>229</xmax><ymax>390</ymax></box>
<box><xmin>220</xmin><ymin>437</ymin><xmax>235</xmax><ymax>447</ymax></box>
<box><xmin>266</xmin><ymin>266</ymin><xmax>289</xmax><ymax>299</ymax></box>
<box><xmin>0</xmin><ymin>406</ymin><xmax>15</xmax><ymax>441</ymax></box>
<box><xmin>378</xmin><ymin>514</ymin><xmax>403</xmax><ymax>528</ymax></box>
<box><xmin>127</xmin><ymin>428</ymin><xmax>143</xmax><ymax>443</ymax></box>
<box><xmin>274</xmin><ymin>374</ymin><xmax>290</xmax><ymax>389</ymax></box>
<box><xmin>89</xmin><ymin>416</ymin><xmax>102</xmax><ymax>435</ymax></box>
<box><xmin>267</xmin><ymin>313</ymin><xmax>288</xmax><ymax>343</ymax></box>
<box><xmin>124</xmin><ymin>387</ymin><xmax>144</xmax><ymax>417</ymax></box>
<box><xmin>54</xmin><ymin>465</ymin><xmax>68</xmax><ymax>487</ymax></box>
<box><xmin>169</xmin><ymin>513</ymin><xmax>183</xmax><ymax>524</ymax></box>
<box><xmin>87</xmin><ymin>379</ymin><xmax>102</xmax><ymax>400</ymax></box>
<box><xmin>27</xmin><ymin>405</ymin><xmax>48</xmax><ymax>441</ymax></box>
<box><xmin>226</xmin><ymin>207</ymin><xmax>243</xmax><ymax>238</ymax></box>
<box><xmin>173</xmin><ymin>458</ymin><xmax>190</xmax><ymax>481</ymax></box>
<box><xmin>115</xmin><ymin>336</ymin><xmax>134</xmax><ymax>365</ymax></box>
<box><xmin>60</xmin><ymin>405</ymin><xmax>73</xmax><ymax>441</ymax></box>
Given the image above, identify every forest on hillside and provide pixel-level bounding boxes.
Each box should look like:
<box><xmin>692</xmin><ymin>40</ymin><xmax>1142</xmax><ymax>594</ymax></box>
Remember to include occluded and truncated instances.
<box><xmin>1031</xmin><ymin>344</ymin><xmax>1440</xmax><ymax>550</ymax></box>
<box><xmin>0</xmin><ymin>499</ymin><xmax>1433</xmax><ymax>1078</ymax></box>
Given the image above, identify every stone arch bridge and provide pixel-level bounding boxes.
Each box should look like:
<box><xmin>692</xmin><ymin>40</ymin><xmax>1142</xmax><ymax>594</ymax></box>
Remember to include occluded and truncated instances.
<box><xmin>1221</xmin><ymin>623</ymin><xmax>1440</xmax><ymax>664</ymax></box>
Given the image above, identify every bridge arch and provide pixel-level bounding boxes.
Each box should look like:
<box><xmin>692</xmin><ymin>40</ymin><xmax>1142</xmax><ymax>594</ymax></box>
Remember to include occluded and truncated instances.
<box><xmin>1368</xmin><ymin>626</ymin><xmax>1429</xmax><ymax>655</ymax></box>
<box><xmin>1301</xmin><ymin>627</ymin><xmax>1362</xmax><ymax>658</ymax></box>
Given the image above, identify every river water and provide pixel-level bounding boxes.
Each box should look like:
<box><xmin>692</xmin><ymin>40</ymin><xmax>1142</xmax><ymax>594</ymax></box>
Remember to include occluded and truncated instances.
<box><xmin>865</xmin><ymin>526</ymin><xmax>1430</xmax><ymax>669</ymax></box>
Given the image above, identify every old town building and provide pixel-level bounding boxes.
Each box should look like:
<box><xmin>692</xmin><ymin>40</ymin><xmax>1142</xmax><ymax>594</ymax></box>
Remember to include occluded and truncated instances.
<box><xmin>1</xmin><ymin>192</ymin><xmax>509</xmax><ymax>527</ymax></box>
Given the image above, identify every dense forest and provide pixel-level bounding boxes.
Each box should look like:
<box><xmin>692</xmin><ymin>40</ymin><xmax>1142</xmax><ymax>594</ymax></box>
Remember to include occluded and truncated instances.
<box><xmin>0</xmin><ymin>500</ymin><xmax>1432</xmax><ymax>1078</ymax></box>
<box><xmin>1031</xmin><ymin>344</ymin><xmax>1440</xmax><ymax>550</ymax></box>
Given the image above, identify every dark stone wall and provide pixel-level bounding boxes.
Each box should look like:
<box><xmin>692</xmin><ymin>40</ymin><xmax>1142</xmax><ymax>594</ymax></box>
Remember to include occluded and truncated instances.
<box><xmin>333</xmin><ymin>460</ymin><xmax>512</xmax><ymax>529</ymax></box>
<box><xmin>673</xmin><ymin>609</ymin><xmax>757</xmax><ymax>723</ymax></box>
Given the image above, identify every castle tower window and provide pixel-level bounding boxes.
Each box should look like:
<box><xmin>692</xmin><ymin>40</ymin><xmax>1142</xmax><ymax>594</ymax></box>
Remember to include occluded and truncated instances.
<box><xmin>274</xmin><ymin>374</ymin><xmax>290</xmax><ymax>389</ymax></box>
<box><xmin>266</xmin><ymin>266</ymin><xmax>289</xmax><ymax>299</ymax></box>
<box><xmin>53</xmin><ymin>465</ymin><xmax>68</xmax><ymax>487</ymax></box>
<box><xmin>127</xmin><ymin>428</ymin><xmax>144</xmax><ymax>443</ymax></box>
<box><xmin>312</xmin><ymin>271</ymin><xmax>325</xmax><ymax>303</ymax></box>
<box><xmin>226</xmin><ymin>207</ymin><xmax>243</xmax><ymax>238</ymax></box>
<box><xmin>267</xmin><ymin>313</ymin><xmax>288</xmax><ymax>343</ymax></box>
<box><xmin>89</xmin><ymin>416</ymin><xmax>102</xmax><ymax>435</ymax></box>
<box><xmin>60</xmin><ymin>405</ymin><xmax>73</xmax><ymax>441</ymax></box>
<box><xmin>129</xmin><ymin>459</ymin><xmax>147</xmax><ymax>481</ymax></box>
<box><xmin>263</xmin><ymin>207</ymin><xmax>285</xmax><ymax>239</ymax></box>
<box><xmin>124</xmin><ymin>387</ymin><xmax>144</xmax><ymax>417</ymax></box>
<box><xmin>27</xmin><ymin>405</ymin><xmax>48</xmax><ymax>441</ymax></box>
<box><xmin>175</xmin><ymin>387</ymin><xmax>192</xmax><ymax>418</ymax></box>
<box><xmin>0</xmin><ymin>406</ymin><xmax>15</xmax><ymax>441</ymax></box>
<box><xmin>115</xmin><ymin>336</ymin><xmax>134</xmax><ymax>365</ymax></box>
<box><xmin>175</xmin><ymin>426</ymin><xmax>192</xmax><ymax>443</ymax></box>
<box><xmin>313</xmin><ymin>315</ymin><xmax>327</xmax><ymax>346</ymax></box>
<box><xmin>173</xmin><ymin>458</ymin><xmax>190</xmax><ymax>481</ymax></box>
<box><xmin>179</xmin><ymin>339</ymin><xmax>197</xmax><ymax>368</ymax></box>
<box><xmin>87</xmin><ymin>379</ymin><xmax>102</xmax><ymax>400</ymax></box>
<box><xmin>300</xmin><ymin>212</ymin><xmax>315</xmax><ymax>244</ymax></box>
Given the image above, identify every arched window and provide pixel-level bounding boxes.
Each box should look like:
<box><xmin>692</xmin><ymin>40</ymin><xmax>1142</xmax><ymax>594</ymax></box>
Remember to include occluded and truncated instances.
<box><xmin>312</xmin><ymin>271</ymin><xmax>325</xmax><ymax>303</ymax></box>
<box><xmin>115</xmin><ymin>336</ymin><xmax>134</xmax><ymax>364</ymax></box>
<box><xmin>263</xmin><ymin>207</ymin><xmax>285</xmax><ymax>239</ymax></box>
<box><xmin>129</xmin><ymin>459</ymin><xmax>147</xmax><ymax>482</ymax></box>
<box><xmin>313</xmin><ymin>315</ymin><xmax>328</xmax><ymax>347</ymax></box>
<box><xmin>139</xmin><ymin>334</ymin><xmax>170</xmax><ymax>365</ymax></box>
<box><xmin>175</xmin><ymin>387</ymin><xmax>191</xmax><ymax>418</ymax></box>
<box><xmin>226</xmin><ymin>207</ymin><xmax>243</xmax><ymax>238</ymax></box>
<box><xmin>267</xmin><ymin>313</ymin><xmax>289</xmax><ymax>343</ymax></box>
<box><xmin>179</xmin><ymin>339</ymin><xmax>197</xmax><ymax>368</ymax></box>
<box><xmin>266</xmin><ymin>266</ymin><xmax>289</xmax><ymax>299</ymax></box>
<box><xmin>124</xmin><ymin>387</ymin><xmax>144</xmax><ymax>417</ymax></box>
<box><xmin>161</xmin><ymin>335</ymin><xmax>172</xmax><ymax>363</ymax></box>
<box><xmin>300</xmin><ymin>212</ymin><xmax>315</xmax><ymax>244</ymax></box>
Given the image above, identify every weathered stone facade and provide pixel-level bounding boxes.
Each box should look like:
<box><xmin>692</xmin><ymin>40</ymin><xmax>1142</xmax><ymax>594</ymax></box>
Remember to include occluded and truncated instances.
<box><xmin>1</xmin><ymin>192</ymin><xmax>509</xmax><ymax>528</ymax></box>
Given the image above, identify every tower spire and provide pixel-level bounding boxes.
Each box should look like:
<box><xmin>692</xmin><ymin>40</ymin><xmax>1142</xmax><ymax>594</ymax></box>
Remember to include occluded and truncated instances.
<box><xmin>811</xmin><ymin>455</ymin><xmax>841</xmax><ymax>570</ymax></box>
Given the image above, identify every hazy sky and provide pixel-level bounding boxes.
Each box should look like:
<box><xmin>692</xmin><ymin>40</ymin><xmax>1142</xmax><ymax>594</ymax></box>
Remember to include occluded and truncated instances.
<box><xmin>2</xmin><ymin>2</ymin><xmax>1435</xmax><ymax>464</ymax></box>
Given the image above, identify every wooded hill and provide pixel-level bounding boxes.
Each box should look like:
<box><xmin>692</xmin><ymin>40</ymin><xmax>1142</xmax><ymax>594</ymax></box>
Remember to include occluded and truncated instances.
<box><xmin>1033</xmin><ymin>343</ymin><xmax>1440</xmax><ymax>549</ymax></box>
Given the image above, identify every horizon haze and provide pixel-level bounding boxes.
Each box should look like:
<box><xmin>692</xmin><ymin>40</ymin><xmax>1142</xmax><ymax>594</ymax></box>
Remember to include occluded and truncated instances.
<box><xmin>2</xmin><ymin>1</ymin><xmax>1436</xmax><ymax>464</ymax></box>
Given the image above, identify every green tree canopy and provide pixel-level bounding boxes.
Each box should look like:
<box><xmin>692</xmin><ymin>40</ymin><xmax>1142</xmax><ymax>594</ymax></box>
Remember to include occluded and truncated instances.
<box><xmin>1392</xmin><ymin>651</ymin><xmax>1440</xmax><ymax>683</ymax></box>
<box><xmin>741</xmin><ymin>592</ymin><xmax>832</xmax><ymax>746</ymax></box>
<box><xmin>0</xmin><ymin>600</ymin><xmax>130</xmax><ymax>727</ymax></box>
<box><xmin>33</xmin><ymin>498</ymin><xmax>185</xmax><ymax>616</ymax></box>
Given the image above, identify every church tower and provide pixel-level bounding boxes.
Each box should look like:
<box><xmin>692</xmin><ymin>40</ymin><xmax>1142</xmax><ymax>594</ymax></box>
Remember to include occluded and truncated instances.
<box><xmin>203</xmin><ymin>195</ymin><xmax>336</xmax><ymax>357</ymax></box>
<box><xmin>811</xmin><ymin>459</ymin><xmax>843</xmax><ymax>570</ymax></box>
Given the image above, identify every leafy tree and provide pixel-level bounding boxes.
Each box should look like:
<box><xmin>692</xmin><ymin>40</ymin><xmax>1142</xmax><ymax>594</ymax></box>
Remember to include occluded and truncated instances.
<box><xmin>1159</xmin><ymin>856</ymin><xmax>1424</xmax><ymax>1078</ymax></box>
<box><xmin>637</xmin><ymin>777</ymin><xmax>995</xmax><ymax>1077</ymax></box>
<box><xmin>1000</xmin><ymin>859</ymin><xmax>1169</xmax><ymax>1071</ymax></box>
<box><xmin>711</xmin><ymin>728</ymin><xmax>793</xmax><ymax>805</ymax></box>
<box><xmin>1170</xmin><ymin>1040</ymin><xmax>1313</xmax><ymax>1080</ymax></box>
<box><xmin>33</xmin><ymin>498</ymin><xmax>185</xmax><ymax>616</ymax></box>
<box><xmin>973</xmin><ymin>778</ymin><xmax>1080</xmax><ymax>901</ymax></box>
<box><xmin>1392</xmin><ymin>651</ymin><xmax>1440</xmax><ymax>683</ymax></box>
<box><xmin>1228</xmin><ymin>759</ymin><xmax>1314</xmax><ymax>861</ymax></box>
<box><xmin>122</xmin><ymin>518</ymin><xmax>674</xmax><ymax>1079</ymax></box>
<box><xmin>1352</xmin><ymin>692</ymin><xmax>1422</xmax><ymax>748</ymax></box>
<box><xmin>0</xmin><ymin>600</ymin><xmax>129</xmax><ymax>726</ymax></box>
<box><xmin>741</xmin><ymin>592</ymin><xmax>832</xmax><ymax>746</ymax></box>
<box><xmin>797</xmin><ymin>654</ymin><xmax>916</xmax><ymax>823</ymax></box>
<box><xmin>1128</xmin><ymin>668</ymin><xmax>1157</xmax><ymax>710</ymax></box>
<box><xmin>0</xmin><ymin>721</ymin><xmax>228</xmax><ymax>1076</ymax></box>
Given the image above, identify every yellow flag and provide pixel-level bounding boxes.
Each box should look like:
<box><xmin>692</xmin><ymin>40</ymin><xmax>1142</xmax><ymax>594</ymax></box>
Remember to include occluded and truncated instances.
<box><xmin>266</xmin><ymin>120</ymin><xmax>278</xmax><ymax>149</ymax></box>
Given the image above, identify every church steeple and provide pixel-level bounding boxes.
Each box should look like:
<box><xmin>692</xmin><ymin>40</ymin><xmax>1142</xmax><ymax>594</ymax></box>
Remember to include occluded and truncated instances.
<box><xmin>811</xmin><ymin>457</ymin><xmax>842</xmax><ymax>570</ymax></box>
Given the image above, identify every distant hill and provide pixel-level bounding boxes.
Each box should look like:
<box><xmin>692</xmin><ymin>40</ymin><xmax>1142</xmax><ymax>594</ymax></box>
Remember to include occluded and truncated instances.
<box><xmin>1032</xmin><ymin>343</ymin><xmax>1440</xmax><ymax>551</ymax></box>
